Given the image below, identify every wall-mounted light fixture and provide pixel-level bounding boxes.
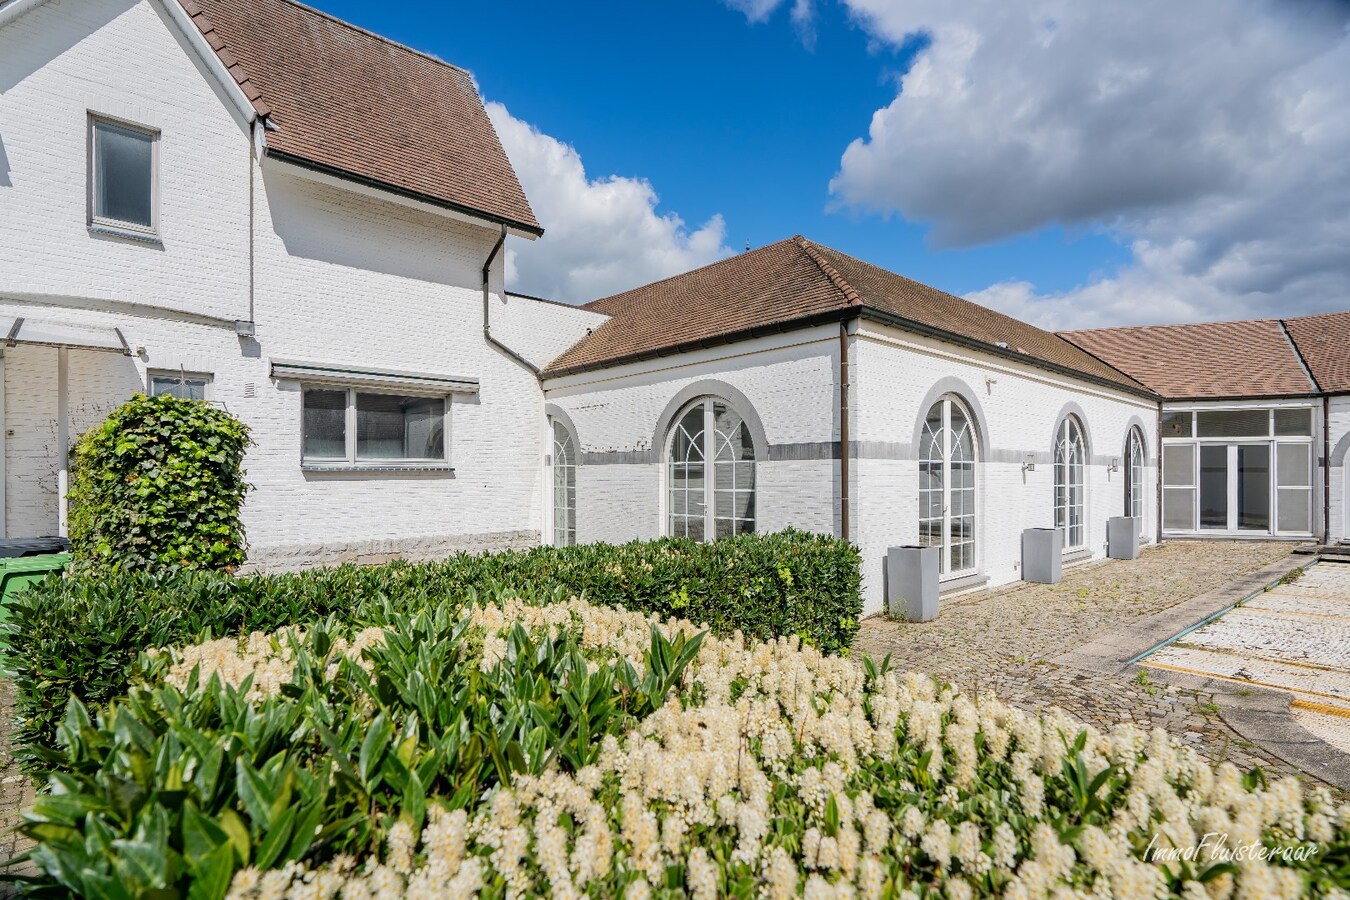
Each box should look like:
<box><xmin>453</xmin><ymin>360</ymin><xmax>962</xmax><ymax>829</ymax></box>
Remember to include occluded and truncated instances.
<box><xmin>1109</xmin><ymin>457</ymin><xmax>1120</xmax><ymax>473</ymax></box>
<box><xmin>1022</xmin><ymin>452</ymin><xmax>1036</xmax><ymax>473</ymax></box>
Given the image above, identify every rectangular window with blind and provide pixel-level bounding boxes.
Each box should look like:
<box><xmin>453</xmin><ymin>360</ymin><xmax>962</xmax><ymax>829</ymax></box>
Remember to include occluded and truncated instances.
<box><xmin>301</xmin><ymin>387</ymin><xmax>448</xmax><ymax>468</ymax></box>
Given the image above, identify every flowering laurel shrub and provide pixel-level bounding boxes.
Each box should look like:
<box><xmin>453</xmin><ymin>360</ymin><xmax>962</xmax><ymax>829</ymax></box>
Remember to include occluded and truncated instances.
<box><xmin>5</xmin><ymin>529</ymin><xmax>859</xmax><ymax>768</ymax></box>
<box><xmin>21</xmin><ymin>598</ymin><xmax>1350</xmax><ymax>899</ymax></box>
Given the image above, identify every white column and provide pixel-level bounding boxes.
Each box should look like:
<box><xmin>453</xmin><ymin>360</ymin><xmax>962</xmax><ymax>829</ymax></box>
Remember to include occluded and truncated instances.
<box><xmin>57</xmin><ymin>346</ymin><xmax>68</xmax><ymax>537</ymax></box>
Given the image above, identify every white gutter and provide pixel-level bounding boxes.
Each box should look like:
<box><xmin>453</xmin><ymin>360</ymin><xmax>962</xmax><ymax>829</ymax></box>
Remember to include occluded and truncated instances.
<box><xmin>0</xmin><ymin>0</ymin><xmax>54</xmax><ymax>29</ymax></box>
<box><xmin>153</xmin><ymin>0</ymin><xmax>259</xmax><ymax>130</ymax></box>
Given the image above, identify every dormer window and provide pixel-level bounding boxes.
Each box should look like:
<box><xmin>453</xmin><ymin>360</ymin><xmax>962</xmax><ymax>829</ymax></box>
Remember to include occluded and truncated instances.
<box><xmin>89</xmin><ymin>116</ymin><xmax>158</xmax><ymax>236</ymax></box>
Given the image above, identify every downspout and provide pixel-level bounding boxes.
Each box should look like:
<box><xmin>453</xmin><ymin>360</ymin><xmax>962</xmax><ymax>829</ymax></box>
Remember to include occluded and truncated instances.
<box><xmin>839</xmin><ymin>318</ymin><xmax>852</xmax><ymax>543</ymax></box>
<box><xmin>481</xmin><ymin>225</ymin><xmax>541</xmax><ymax>381</ymax></box>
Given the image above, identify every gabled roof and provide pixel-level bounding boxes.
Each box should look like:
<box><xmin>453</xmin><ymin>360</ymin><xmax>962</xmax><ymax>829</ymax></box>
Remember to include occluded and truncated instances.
<box><xmin>1061</xmin><ymin>319</ymin><xmax>1320</xmax><ymax>400</ymax></box>
<box><xmin>1283</xmin><ymin>310</ymin><xmax>1350</xmax><ymax>394</ymax></box>
<box><xmin>180</xmin><ymin>0</ymin><xmax>540</xmax><ymax>235</ymax></box>
<box><xmin>544</xmin><ymin>236</ymin><xmax>1149</xmax><ymax>395</ymax></box>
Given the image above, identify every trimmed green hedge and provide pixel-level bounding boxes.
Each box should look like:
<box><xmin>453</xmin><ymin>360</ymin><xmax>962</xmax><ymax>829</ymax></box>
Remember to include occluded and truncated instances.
<box><xmin>68</xmin><ymin>393</ymin><xmax>252</xmax><ymax>575</ymax></box>
<box><xmin>3</xmin><ymin>529</ymin><xmax>860</xmax><ymax>768</ymax></box>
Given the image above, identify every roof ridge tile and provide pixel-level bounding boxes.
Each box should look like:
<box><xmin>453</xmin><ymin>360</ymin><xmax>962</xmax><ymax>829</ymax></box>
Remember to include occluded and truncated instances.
<box><xmin>794</xmin><ymin>236</ymin><xmax>862</xmax><ymax>307</ymax></box>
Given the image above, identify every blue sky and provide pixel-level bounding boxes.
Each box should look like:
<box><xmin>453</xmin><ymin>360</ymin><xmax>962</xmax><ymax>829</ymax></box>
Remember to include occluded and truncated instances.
<box><xmin>310</xmin><ymin>0</ymin><xmax>1349</xmax><ymax>330</ymax></box>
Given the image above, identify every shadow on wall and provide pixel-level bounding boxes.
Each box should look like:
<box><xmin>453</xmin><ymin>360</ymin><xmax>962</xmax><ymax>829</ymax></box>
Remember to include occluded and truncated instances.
<box><xmin>0</xmin><ymin>0</ymin><xmax>137</xmax><ymax>94</ymax></box>
<box><xmin>0</xmin><ymin>133</ymin><xmax>9</xmax><ymax>187</ymax></box>
<box><xmin>262</xmin><ymin>168</ymin><xmax>483</xmax><ymax>291</ymax></box>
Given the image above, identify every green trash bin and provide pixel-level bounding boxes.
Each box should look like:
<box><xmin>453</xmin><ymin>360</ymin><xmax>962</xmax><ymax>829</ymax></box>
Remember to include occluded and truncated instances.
<box><xmin>0</xmin><ymin>552</ymin><xmax>71</xmax><ymax>623</ymax></box>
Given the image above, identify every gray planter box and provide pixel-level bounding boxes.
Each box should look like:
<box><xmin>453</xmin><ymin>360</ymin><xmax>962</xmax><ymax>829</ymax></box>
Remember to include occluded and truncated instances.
<box><xmin>1021</xmin><ymin>527</ymin><xmax>1063</xmax><ymax>584</ymax></box>
<box><xmin>1107</xmin><ymin>516</ymin><xmax>1142</xmax><ymax>560</ymax></box>
<box><xmin>887</xmin><ymin>545</ymin><xmax>939</xmax><ymax>622</ymax></box>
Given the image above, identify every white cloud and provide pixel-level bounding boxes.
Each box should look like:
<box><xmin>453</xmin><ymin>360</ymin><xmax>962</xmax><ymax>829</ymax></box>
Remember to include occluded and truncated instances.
<box><xmin>486</xmin><ymin>102</ymin><xmax>733</xmax><ymax>304</ymax></box>
<box><xmin>726</xmin><ymin>0</ymin><xmax>818</xmax><ymax>48</ymax></box>
<box><xmin>736</xmin><ymin>0</ymin><xmax>1350</xmax><ymax>326</ymax></box>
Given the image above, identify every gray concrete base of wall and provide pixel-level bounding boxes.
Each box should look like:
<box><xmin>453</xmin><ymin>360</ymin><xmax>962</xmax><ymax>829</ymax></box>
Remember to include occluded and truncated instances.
<box><xmin>242</xmin><ymin>529</ymin><xmax>541</xmax><ymax>573</ymax></box>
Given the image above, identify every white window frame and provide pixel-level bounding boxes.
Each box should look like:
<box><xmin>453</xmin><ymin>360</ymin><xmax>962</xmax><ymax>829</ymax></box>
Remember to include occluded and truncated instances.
<box><xmin>148</xmin><ymin>369</ymin><xmax>212</xmax><ymax>401</ymax></box>
<box><xmin>919</xmin><ymin>394</ymin><xmax>978</xmax><ymax>579</ymax></box>
<box><xmin>300</xmin><ymin>385</ymin><xmax>451</xmax><ymax>471</ymax></box>
<box><xmin>665</xmin><ymin>397</ymin><xmax>756</xmax><ymax>541</ymax></box>
<box><xmin>550</xmin><ymin>417</ymin><xmax>577</xmax><ymax>547</ymax></box>
<box><xmin>1125</xmin><ymin>426</ymin><xmax>1145</xmax><ymax>520</ymax></box>
<box><xmin>88</xmin><ymin>114</ymin><xmax>161</xmax><ymax>239</ymax></box>
<box><xmin>1054</xmin><ymin>416</ymin><xmax>1087</xmax><ymax>551</ymax></box>
<box><xmin>1158</xmin><ymin>403</ymin><xmax>1316</xmax><ymax>536</ymax></box>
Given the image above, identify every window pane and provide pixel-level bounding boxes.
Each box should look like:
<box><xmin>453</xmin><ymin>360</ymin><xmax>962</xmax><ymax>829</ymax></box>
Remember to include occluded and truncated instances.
<box><xmin>1164</xmin><ymin>488</ymin><xmax>1196</xmax><ymax>531</ymax></box>
<box><xmin>1274</xmin><ymin>407</ymin><xmax>1313</xmax><ymax>436</ymax></box>
<box><xmin>1161</xmin><ymin>411</ymin><xmax>1193</xmax><ymax>438</ymax></box>
<box><xmin>1199</xmin><ymin>445</ymin><xmax>1228</xmax><ymax>528</ymax></box>
<box><xmin>1277</xmin><ymin>489</ymin><xmax>1311</xmax><ymax>533</ymax></box>
<box><xmin>1162</xmin><ymin>444</ymin><xmax>1195</xmax><ymax>486</ymax></box>
<box><xmin>356</xmin><ymin>393</ymin><xmax>444</xmax><ymax>460</ymax></box>
<box><xmin>1236</xmin><ymin>444</ymin><xmax>1270</xmax><ymax>531</ymax></box>
<box><xmin>1196</xmin><ymin>409</ymin><xmax>1270</xmax><ymax>438</ymax></box>
<box><xmin>1276</xmin><ymin>443</ymin><xmax>1310</xmax><ymax>487</ymax></box>
<box><xmin>94</xmin><ymin>121</ymin><xmax>153</xmax><ymax>228</ymax></box>
<box><xmin>151</xmin><ymin>376</ymin><xmax>207</xmax><ymax>401</ymax></box>
<box><xmin>303</xmin><ymin>389</ymin><xmax>347</xmax><ymax>459</ymax></box>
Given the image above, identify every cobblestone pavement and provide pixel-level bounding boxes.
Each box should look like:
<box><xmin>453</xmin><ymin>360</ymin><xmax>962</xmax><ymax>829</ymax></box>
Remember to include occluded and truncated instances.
<box><xmin>1142</xmin><ymin>561</ymin><xmax>1350</xmax><ymax>755</ymax></box>
<box><xmin>0</xmin><ymin>681</ymin><xmax>35</xmax><ymax>887</ymax></box>
<box><xmin>854</xmin><ymin>541</ymin><xmax>1339</xmax><ymax>785</ymax></box>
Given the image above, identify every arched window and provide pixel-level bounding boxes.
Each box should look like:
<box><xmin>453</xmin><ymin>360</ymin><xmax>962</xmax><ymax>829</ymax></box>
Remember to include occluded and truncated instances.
<box><xmin>1124</xmin><ymin>426</ymin><xmax>1145</xmax><ymax>520</ymax></box>
<box><xmin>919</xmin><ymin>395</ymin><xmax>977</xmax><ymax>576</ymax></box>
<box><xmin>551</xmin><ymin>419</ymin><xmax>576</xmax><ymax>547</ymax></box>
<box><xmin>1055</xmin><ymin>416</ymin><xmax>1087</xmax><ymax>550</ymax></box>
<box><xmin>667</xmin><ymin>397</ymin><xmax>755</xmax><ymax>540</ymax></box>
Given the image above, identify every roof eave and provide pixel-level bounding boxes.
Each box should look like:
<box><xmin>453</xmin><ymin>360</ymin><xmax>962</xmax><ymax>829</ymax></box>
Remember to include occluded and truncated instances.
<box><xmin>858</xmin><ymin>306</ymin><xmax>1158</xmax><ymax>401</ymax></box>
<box><xmin>542</xmin><ymin>308</ymin><xmax>854</xmax><ymax>380</ymax></box>
<box><xmin>265</xmin><ymin>148</ymin><xmax>544</xmax><ymax>238</ymax></box>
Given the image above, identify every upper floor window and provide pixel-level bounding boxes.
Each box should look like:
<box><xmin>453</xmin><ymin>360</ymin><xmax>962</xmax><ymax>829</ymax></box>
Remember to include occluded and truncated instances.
<box><xmin>302</xmin><ymin>387</ymin><xmax>447</xmax><ymax>468</ymax></box>
<box><xmin>90</xmin><ymin>116</ymin><xmax>158</xmax><ymax>234</ymax></box>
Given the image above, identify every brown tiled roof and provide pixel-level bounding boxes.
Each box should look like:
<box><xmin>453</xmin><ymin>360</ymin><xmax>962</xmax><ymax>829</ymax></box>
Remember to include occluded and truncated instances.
<box><xmin>1061</xmin><ymin>319</ymin><xmax>1318</xmax><ymax>399</ymax></box>
<box><xmin>1283</xmin><ymin>310</ymin><xmax>1350</xmax><ymax>393</ymax></box>
<box><xmin>180</xmin><ymin>0</ymin><xmax>540</xmax><ymax>234</ymax></box>
<box><xmin>545</xmin><ymin>237</ymin><xmax>1149</xmax><ymax>394</ymax></box>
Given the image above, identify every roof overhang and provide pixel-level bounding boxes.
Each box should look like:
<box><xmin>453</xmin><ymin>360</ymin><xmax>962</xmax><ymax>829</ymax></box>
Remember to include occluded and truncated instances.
<box><xmin>270</xmin><ymin>359</ymin><xmax>479</xmax><ymax>394</ymax></box>
<box><xmin>2</xmin><ymin>316</ymin><xmax>132</xmax><ymax>354</ymax></box>
<box><xmin>265</xmin><ymin>149</ymin><xmax>544</xmax><ymax>239</ymax></box>
<box><xmin>544</xmin><ymin>304</ymin><xmax>1159</xmax><ymax>402</ymax></box>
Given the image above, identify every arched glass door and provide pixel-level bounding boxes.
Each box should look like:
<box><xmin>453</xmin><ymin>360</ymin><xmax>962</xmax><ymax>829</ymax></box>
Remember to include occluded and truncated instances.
<box><xmin>918</xmin><ymin>396</ymin><xmax>977</xmax><ymax>577</ymax></box>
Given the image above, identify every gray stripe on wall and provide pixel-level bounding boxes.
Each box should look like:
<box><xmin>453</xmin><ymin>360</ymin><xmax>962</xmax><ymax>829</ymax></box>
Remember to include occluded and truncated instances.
<box><xmin>578</xmin><ymin>443</ymin><xmax>1123</xmax><ymax>466</ymax></box>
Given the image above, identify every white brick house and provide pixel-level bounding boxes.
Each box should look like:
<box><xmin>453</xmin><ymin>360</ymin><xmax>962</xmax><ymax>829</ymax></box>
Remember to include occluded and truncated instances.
<box><xmin>1</xmin><ymin>0</ymin><xmax>1344</xmax><ymax>618</ymax></box>
<box><xmin>0</xmin><ymin>0</ymin><xmax>597</xmax><ymax>567</ymax></box>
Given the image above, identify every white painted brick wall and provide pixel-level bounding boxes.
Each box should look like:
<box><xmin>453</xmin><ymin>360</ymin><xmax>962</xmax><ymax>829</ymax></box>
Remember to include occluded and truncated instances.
<box><xmin>544</xmin><ymin>328</ymin><xmax>842</xmax><ymax>545</ymax></box>
<box><xmin>493</xmin><ymin>294</ymin><xmax>608</xmax><ymax>371</ymax></box>
<box><xmin>853</xmin><ymin>324</ymin><xmax>1159</xmax><ymax>614</ymax></box>
<box><xmin>0</xmin><ymin>0</ymin><xmax>548</xmax><ymax>561</ymax></box>
<box><xmin>0</xmin><ymin>0</ymin><xmax>252</xmax><ymax>322</ymax></box>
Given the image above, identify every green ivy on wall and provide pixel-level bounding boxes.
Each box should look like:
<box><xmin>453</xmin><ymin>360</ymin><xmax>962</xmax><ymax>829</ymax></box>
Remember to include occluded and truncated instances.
<box><xmin>67</xmin><ymin>393</ymin><xmax>251</xmax><ymax>575</ymax></box>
